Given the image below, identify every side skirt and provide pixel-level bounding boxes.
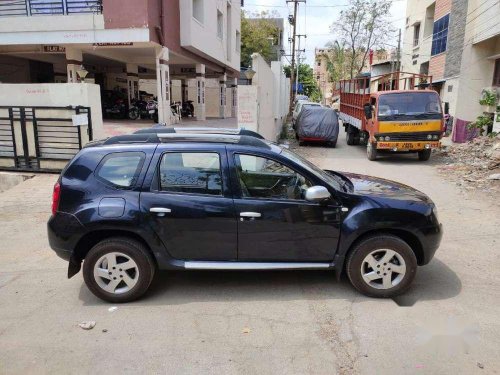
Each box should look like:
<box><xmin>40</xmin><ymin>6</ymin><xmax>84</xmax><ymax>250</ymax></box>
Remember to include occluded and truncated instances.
<box><xmin>183</xmin><ymin>261</ymin><xmax>332</xmax><ymax>270</ymax></box>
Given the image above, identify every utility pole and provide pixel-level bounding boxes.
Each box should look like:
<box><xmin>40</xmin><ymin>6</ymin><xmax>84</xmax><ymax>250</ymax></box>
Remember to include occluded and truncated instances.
<box><xmin>286</xmin><ymin>0</ymin><xmax>306</xmax><ymax>115</ymax></box>
<box><xmin>295</xmin><ymin>34</ymin><xmax>306</xmax><ymax>98</ymax></box>
<box><xmin>396</xmin><ymin>28</ymin><xmax>401</xmax><ymax>71</ymax></box>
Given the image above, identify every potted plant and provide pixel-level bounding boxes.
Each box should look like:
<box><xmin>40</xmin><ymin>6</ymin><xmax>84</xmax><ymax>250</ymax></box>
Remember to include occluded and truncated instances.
<box><xmin>479</xmin><ymin>90</ymin><xmax>497</xmax><ymax>113</ymax></box>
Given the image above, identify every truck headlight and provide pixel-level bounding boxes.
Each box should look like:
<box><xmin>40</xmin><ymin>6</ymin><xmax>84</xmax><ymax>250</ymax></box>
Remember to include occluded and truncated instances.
<box><xmin>385</xmin><ymin>136</ymin><xmax>390</xmax><ymax>141</ymax></box>
<box><xmin>433</xmin><ymin>135</ymin><xmax>439</xmax><ymax>140</ymax></box>
<box><xmin>427</xmin><ymin>134</ymin><xmax>433</xmax><ymax>140</ymax></box>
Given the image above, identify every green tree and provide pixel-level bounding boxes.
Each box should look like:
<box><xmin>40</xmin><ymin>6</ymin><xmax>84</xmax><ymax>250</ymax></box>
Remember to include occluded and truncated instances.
<box><xmin>284</xmin><ymin>64</ymin><xmax>322</xmax><ymax>103</ymax></box>
<box><xmin>241</xmin><ymin>11</ymin><xmax>280</xmax><ymax>68</ymax></box>
<box><xmin>331</xmin><ymin>0</ymin><xmax>394</xmax><ymax>78</ymax></box>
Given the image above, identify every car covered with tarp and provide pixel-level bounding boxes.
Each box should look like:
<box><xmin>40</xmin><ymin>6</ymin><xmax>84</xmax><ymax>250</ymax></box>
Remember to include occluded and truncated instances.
<box><xmin>296</xmin><ymin>106</ymin><xmax>339</xmax><ymax>147</ymax></box>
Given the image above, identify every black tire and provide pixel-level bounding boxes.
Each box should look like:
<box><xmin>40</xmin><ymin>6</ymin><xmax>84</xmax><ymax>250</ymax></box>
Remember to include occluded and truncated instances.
<box><xmin>327</xmin><ymin>140</ymin><xmax>337</xmax><ymax>148</ymax></box>
<box><xmin>346</xmin><ymin>131</ymin><xmax>355</xmax><ymax>145</ymax></box>
<box><xmin>82</xmin><ymin>237</ymin><xmax>156</xmax><ymax>303</ymax></box>
<box><xmin>128</xmin><ymin>108</ymin><xmax>139</xmax><ymax>120</ymax></box>
<box><xmin>346</xmin><ymin>235</ymin><xmax>418</xmax><ymax>298</ymax></box>
<box><xmin>367</xmin><ymin>142</ymin><xmax>377</xmax><ymax>161</ymax></box>
<box><xmin>418</xmin><ymin>149</ymin><xmax>432</xmax><ymax>161</ymax></box>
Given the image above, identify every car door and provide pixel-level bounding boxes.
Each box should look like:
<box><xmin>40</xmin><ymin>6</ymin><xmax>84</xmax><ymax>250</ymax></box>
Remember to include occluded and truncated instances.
<box><xmin>229</xmin><ymin>151</ymin><xmax>342</xmax><ymax>262</ymax></box>
<box><xmin>140</xmin><ymin>145</ymin><xmax>237</xmax><ymax>260</ymax></box>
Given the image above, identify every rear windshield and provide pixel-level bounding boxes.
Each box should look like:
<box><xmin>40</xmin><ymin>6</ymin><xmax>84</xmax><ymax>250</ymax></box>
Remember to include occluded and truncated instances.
<box><xmin>378</xmin><ymin>92</ymin><xmax>442</xmax><ymax>119</ymax></box>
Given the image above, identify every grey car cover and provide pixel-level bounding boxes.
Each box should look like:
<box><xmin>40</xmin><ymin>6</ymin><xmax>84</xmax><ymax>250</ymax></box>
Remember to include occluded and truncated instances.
<box><xmin>296</xmin><ymin>106</ymin><xmax>339</xmax><ymax>141</ymax></box>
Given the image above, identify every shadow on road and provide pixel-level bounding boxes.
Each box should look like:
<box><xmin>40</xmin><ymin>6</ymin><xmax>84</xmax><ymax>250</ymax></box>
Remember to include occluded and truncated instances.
<box><xmin>78</xmin><ymin>258</ymin><xmax>460</xmax><ymax>307</ymax></box>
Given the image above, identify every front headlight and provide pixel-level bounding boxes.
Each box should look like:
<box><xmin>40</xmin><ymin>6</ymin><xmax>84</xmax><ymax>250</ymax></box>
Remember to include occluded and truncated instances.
<box><xmin>385</xmin><ymin>136</ymin><xmax>391</xmax><ymax>141</ymax></box>
<box><xmin>427</xmin><ymin>134</ymin><xmax>433</xmax><ymax>140</ymax></box>
<box><xmin>433</xmin><ymin>135</ymin><xmax>439</xmax><ymax>140</ymax></box>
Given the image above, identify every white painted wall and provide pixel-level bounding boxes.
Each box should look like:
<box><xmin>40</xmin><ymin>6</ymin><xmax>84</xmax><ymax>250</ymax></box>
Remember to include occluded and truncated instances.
<box><xmin>237</xmin><ymin>54</ymin><xmax>289</xmax><ymax>141</ymax></box>
<box><xmin>0</xmin><ymin>83</ymin><xmax>104</xmax><ymax>140</ymax></box>
<box><xmin>0</xmin><ymin>14</ymin><xmax>104</xmax><ymax>33</ymax></box>
<box><xmin>179</xmin><ymin>0</ymin><xmax>241</xmax><ymax>71</ymax></box>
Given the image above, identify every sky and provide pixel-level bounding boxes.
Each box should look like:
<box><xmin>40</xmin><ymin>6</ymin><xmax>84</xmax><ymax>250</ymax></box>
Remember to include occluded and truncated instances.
<box><xmin>243</xmin><ymin>0</ymin><xmax>408</xmax><ymax>66</ymax></box>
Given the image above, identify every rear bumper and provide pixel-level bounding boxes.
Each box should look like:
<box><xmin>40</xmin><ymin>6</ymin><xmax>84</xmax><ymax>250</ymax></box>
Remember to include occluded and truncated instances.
<box><xmin>47</xmin><ymin>212</ymin><xmax>85</xmax><ymax>262</ymax></box>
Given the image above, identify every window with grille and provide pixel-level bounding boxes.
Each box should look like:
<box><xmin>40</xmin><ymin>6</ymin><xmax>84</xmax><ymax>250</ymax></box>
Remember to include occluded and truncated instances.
<box><xmin>431</xmin><ymin>14</ymin><xmax>449</xmax><ymax>56</ymax></box>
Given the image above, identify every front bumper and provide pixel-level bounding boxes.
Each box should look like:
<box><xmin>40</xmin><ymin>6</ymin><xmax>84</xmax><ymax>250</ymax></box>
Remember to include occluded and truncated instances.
<box><xmin>418</xmin><ymin>223</ymin><xmax>443</xmax><ymax>265</ymax></box>
<box><xmin>376</xmin><ymin>141</ymin><xmax>441</xmax><ymax>151</ymax></box>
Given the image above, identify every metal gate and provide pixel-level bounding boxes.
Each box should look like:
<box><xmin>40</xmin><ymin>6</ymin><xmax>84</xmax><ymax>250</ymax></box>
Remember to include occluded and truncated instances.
<box><xmin>0</xmin><ymin>106</ymin><xmax>93</xmax><ymax>172</ymax></box>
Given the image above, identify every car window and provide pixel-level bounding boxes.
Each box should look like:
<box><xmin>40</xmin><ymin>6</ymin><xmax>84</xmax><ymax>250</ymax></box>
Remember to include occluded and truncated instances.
<box><xmin>96</xmin><ymin>152</ymin><xmax>145</xmax><ymax>188</ymax></box>
<box><xmin>235</xmin><ymin>154</ymin><xmax>312</xmax><ymax>200</ymax></box>
<box><xmin>159</xmin><ymin>152</ymin><xmax>222</xmax><ymax>196</ymax></box>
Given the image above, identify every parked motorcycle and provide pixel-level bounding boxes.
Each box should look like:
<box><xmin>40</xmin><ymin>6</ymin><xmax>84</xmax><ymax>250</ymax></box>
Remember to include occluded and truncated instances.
<box><xmin>181</xmin><ymin>100</ymin><xmax>195</xmax><ymax>118</ymax></box>
<box><xmin>146</xmin><ymin>99</ymin><xmax>159</xmax><ymax>123</ymax></box>
<box><xmin>128</xmin><ymin>99</ymin><xmax>149</xmax><ymax>120</ymax></box>
<box><xmin>102</xmin><ymin>90</ymin><xmax>128</xmax><ymax>119</ymax></box>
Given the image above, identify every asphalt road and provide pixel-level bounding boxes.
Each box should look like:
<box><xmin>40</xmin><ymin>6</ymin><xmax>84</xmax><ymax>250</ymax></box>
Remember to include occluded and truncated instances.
<box><xmin>0</xmin><ymin>133</ymin><xmax>499</xmax><ymax>374</ymax></box>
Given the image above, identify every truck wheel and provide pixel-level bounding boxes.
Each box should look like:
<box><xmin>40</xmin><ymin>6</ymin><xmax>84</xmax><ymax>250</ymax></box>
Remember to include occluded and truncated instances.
<box><xmin>367</xmin><ymin>142</ymin><xmax>377</xmax><ymax>161</ymax></box>
<box><xmin>418</xmin><ymin>149</ymin><xmax>432</xmax><ymax>161</ymax></box>
<box><xmin>346</xmin><ymin>235</ymin><xmax>417</xmax><ymax>298</ymax></box>
<box><xmin>346</xmin><ymin>131</ymin><xmax>355</xmax><ymax>145</ymax></box>
<box><xmin>83</xmin><ymin>237</ymin><xmax>156</xmax><ymax>303</ymax></box>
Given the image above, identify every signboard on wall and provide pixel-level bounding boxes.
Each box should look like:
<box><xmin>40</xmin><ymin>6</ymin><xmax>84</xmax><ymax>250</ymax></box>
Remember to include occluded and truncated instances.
<box><xmin>237</xmin><ymin>85</ymin><xmax>258</xmax><ymax>132</ymax></box>
<box><xmin>43</xmin><ymin>45</ymin><xmax>66</xmax><ymax>53</ymax></box>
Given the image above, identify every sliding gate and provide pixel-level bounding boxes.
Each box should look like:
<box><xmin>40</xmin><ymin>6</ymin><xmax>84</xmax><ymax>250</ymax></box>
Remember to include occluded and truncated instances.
<box><xmin>0</xmin><ymin>106</ymin><xmax>93</xmax><ymax>172</ymax></box>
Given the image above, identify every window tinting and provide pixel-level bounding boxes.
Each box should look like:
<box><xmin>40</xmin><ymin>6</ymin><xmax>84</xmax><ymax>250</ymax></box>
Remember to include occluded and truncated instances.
<box><xmin>431</xmin><ymin>14</ymin><xmax>449</xmax><ymax>56</ymax></box>
<box><xmin>159</xmin><ymin>152</ymin><xmax>222</xmax><ymax>196</ymax></box>
<box><xmin>97</xmin><ymin>153</ymin><xmax>144</xmax><ymax>188</ymax></box>
<box><xmin>235</xmin><ymin>154</ymin><xmax>312</xmax><ymax>200</ymax></box>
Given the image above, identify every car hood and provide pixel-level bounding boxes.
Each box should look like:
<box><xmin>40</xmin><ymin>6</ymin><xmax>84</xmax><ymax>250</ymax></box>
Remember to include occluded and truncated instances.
<box><xmin>330</xmin><ymin>171</ymin><xmax>433</xmax><ymax>204</ymax></box>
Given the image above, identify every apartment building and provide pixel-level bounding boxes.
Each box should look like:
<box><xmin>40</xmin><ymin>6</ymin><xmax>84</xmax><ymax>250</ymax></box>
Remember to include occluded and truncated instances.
<box><xmin>0</xmin><ymin>0</ymin><xmax>242</xmax><ymax>123</ymax></box>
<box><xmin>402</xmin><ymin>0</ymin><xmax>499</xmax><ymax>127</ymax></box>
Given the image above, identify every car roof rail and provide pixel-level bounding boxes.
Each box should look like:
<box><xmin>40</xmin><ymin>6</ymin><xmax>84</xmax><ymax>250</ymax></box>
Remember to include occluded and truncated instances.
<box><xmin>134</xmin><ymin>127</ymin><xmax>265</xmax><ymax>139</ymax></box>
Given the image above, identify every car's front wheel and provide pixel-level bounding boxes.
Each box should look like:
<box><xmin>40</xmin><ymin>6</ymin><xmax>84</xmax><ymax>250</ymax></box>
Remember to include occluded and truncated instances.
<box><xmin>346</xmin><ymin>235</ymin><xmax>417</xmax><ymax>298</ymax></box>
<box><xmin>82</xmin><ymin>237</ymin><xmax>155</xmax><ymax>303</ymax></box>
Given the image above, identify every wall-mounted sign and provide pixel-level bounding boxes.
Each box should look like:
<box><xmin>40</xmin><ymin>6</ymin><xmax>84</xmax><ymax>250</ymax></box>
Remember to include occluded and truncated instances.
<box><xmin>92</xmin><ymin>42</ymin><xmax>133</xmax><ymax>47</ymax></box>
<box><xmin>72</xmin><ymin>114</ymin><xmax>88</xmax><ymax>127</ymax></box>
<box><xmin>43</xmin><ymin>45</ymin><xmax>66</xmax><ymax>53</ymax></box>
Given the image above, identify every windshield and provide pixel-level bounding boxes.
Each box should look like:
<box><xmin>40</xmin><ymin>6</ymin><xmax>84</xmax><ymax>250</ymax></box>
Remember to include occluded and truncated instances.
<box><xmin>378</xmin><ymin>92</ymin><xmax>442</xmax><ymax>119</ymax></box>
<box><xmin>281</xmin><ymin>148</ymin><xmax>343</xmax><ymax>191</ymax></box>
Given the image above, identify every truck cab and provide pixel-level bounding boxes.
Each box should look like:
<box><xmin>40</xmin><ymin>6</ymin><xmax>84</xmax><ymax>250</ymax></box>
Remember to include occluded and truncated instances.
<box><xmin>339</xmin><ymin>72</ymin><xmax>444</xmax><ymax>161</ymax></box>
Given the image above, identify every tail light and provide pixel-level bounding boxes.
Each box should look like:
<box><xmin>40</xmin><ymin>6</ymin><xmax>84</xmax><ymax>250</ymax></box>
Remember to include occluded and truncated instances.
<box><xmin>52</xmin><ymin>182</ymin><xmax>61</xmax><ymax>216</ymax></box>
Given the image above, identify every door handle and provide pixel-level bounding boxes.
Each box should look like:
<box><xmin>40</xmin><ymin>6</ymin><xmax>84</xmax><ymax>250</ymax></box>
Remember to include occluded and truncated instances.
<box><xmin>240</xmin><ymin>212</ymin><xmax>261</xmax><ymax>218</ymax></box>
<box><xmin>150</xmin><ymin>207</ymin><xmax>171</xmax><ymax>216</ymax></box>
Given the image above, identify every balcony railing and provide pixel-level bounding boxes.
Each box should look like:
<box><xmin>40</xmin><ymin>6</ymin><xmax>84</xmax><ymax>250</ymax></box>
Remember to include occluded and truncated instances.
<box><xmin>0</xmin><ymin>0</ymin><xmax>102</xmax><ymax>17</ymax></box>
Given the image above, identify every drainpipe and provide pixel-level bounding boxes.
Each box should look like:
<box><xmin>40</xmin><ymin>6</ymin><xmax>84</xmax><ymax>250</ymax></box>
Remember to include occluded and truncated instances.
<box><xmin>155</xmin><ymin>0</ymin><xmax>165</xmax><ymax>46</ymax></box>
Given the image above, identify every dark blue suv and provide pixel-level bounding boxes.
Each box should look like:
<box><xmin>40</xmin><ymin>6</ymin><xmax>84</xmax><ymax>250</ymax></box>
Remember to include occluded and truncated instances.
<box><xmin>48</xmin><ymin>128</ymin><xmax>442</xmax><ymax>302</ymax></box>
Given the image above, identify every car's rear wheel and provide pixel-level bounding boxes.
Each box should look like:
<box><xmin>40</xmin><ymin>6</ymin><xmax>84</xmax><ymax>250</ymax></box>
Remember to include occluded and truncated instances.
<box><xmin>83</xmin><ymin>237</ymin><xmax>155</xmax><ymax>303</ymax></box>
<box><xmin>346</xmin><ymin>235</ymin><xmax>417</xmax><ymax>298</ymax></box>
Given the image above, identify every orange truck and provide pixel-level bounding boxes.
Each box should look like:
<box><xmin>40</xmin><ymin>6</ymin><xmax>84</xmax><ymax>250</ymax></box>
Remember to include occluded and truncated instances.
<box><xmin>339</xmin><ymin>72</ymin><xmax>445</xmax><ymax>161</ymax></box>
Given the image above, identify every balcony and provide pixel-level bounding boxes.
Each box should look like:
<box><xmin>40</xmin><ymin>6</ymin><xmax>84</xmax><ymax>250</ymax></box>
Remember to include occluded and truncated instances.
<box><xmin>0</xmin><ymin>0</ymin><xmax>102</xmax><ymax>17</ymax></box>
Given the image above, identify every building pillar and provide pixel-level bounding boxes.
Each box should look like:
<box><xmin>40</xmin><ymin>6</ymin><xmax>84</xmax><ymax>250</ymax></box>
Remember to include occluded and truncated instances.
<box><xmin>155</xmin><ymin>47</ymin><xmax>171</xmax><ymax>125</ymax></box>
<box><xmin>126</xmin><ymin>63</ymin><xmax>139</xmax><ymax>107</ymax></box>
<box><xmin>219</xmin><ymin>73</ymin><xmax>227</xmax><ymax>119</ymax></box>
<box><xmin>231</xmin><ymin>77</ymin><xmax>237</xmax><ymax>118</ymax></box>
<box><xmin>66</xmin><ymin>48</ymin><xmax>83</xmax><ymax>83</ymax></box>
<box><xmin>195</xmin><ymin>64</ymin><xmax>206</xmax><ymax>121</ymax></box>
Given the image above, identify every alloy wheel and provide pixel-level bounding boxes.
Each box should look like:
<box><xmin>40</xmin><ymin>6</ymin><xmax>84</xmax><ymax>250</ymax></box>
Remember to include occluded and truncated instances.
<box><xmin>93</xmin><ymin>252</ymin><xmax>140</xmax><ymax>294</ymax></box>
<box><xmin>360</xmin><ymin>249</ymin><xmax>406</xmax><ymax>289</ymax></box>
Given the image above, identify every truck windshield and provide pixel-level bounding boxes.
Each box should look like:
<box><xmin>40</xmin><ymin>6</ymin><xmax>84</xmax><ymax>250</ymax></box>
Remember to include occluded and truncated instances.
<box><xmin>378</xmin><ymin>92</ymin><xmax>442</xmax><ymax>119</ymax></box>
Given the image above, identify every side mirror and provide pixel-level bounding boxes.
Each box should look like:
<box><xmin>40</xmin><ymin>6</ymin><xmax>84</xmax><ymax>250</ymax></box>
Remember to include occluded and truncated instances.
<box><xmin>363</xmin><ymin>103</ymin><xmax>372</xmax><ymax>120</ymax></box>
<box><xmin>444</xmin><ymin>102</ymin><xmax>449</xmax><ymax>115</ymax></box>
<box><xmin>305</xmin><ymin>186</ymin><xmax>331</xmax><ymax>202</ymax></box>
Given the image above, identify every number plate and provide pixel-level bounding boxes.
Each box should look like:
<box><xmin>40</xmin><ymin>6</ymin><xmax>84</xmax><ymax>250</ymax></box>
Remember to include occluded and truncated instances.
<box><xmin>376</xmin><ymin>141</ymin><xmax>440</xmax><ymax>150</ymax></box>
<box><xmin>149</xmin><ymin>110</ymin><xmax>155</xmax><ymax>114</ymax></box>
